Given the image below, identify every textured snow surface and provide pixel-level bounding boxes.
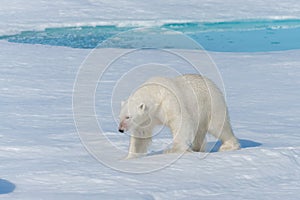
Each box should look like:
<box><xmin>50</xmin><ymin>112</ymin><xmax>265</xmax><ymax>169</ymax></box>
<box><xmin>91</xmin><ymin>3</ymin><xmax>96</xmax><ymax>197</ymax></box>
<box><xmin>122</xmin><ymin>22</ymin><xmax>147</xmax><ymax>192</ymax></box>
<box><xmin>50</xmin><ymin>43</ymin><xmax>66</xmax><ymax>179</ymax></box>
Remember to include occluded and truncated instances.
<box><xmin>1</xmin><ymin>41</ymin><xmax>299</xmax><ymax>199</ymax></box>
<box><xmin>1</xmin><ymin>0</ymin><xmax>300</xmax><ymax>35</ymax></box>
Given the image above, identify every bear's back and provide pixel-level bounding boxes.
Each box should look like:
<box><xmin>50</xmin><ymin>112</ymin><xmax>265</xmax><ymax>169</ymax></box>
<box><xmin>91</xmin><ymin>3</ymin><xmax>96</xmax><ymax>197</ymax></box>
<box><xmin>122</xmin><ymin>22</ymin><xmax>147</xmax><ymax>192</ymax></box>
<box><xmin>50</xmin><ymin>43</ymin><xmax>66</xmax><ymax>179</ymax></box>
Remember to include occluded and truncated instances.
<box><xmin>142</xmin><ymin>74</ymin><xmax>210</xmax><ymax>99</ymax></box>
<box><xmin>134</xmin><ymin>74</ymin><xmax>220</xmax><ymax>107</ymax></box>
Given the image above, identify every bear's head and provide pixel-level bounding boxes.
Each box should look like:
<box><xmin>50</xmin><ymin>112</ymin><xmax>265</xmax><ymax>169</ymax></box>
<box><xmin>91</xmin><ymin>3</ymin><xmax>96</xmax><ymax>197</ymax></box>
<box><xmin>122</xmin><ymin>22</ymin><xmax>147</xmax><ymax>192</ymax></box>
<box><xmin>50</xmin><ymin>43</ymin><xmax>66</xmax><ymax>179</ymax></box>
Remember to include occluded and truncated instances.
<box><xmin>118</xmin><ymin>99</ymin><xmax>152</xmax><ymax>133</ymax></box>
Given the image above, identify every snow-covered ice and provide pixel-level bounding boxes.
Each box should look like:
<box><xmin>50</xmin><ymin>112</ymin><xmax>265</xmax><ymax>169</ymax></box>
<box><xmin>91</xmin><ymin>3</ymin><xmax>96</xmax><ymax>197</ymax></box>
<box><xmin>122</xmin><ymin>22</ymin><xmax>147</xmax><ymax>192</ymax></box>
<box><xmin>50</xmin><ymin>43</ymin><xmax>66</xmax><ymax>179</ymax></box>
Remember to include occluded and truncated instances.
<box><xmin>2</xmin><ymin>0</ymin><xmax>300</xmax><ymax>35</ymax></box>
<box><xmin>1</xmin><ymin>40</ymin><xmax>299</xmax><ymax>199</ymax></box>
<box><xmin>1</xmin><ymin>0</ymin><xmax>300</xmax><ymax>199</ymax></box>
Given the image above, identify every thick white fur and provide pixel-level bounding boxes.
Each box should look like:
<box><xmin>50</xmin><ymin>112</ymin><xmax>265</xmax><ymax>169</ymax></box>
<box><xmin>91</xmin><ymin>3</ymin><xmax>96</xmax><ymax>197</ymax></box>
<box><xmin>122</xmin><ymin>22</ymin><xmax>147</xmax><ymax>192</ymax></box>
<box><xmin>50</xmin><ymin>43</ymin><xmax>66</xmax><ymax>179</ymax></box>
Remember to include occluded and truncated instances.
<box><xmin>119</xmin><ymin>74</ymin><xmax>240</xmax><ymax>158</ymax></box>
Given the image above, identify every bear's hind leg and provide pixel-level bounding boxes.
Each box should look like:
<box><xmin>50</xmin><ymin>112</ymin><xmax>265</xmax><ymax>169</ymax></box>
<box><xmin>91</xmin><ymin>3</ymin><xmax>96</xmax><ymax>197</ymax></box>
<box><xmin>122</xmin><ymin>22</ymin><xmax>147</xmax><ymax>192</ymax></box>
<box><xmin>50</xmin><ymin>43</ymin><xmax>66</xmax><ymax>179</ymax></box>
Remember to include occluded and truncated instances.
<box><xmin>208</xmin><ymin>114</ymin><xmax>240</xmax><ymax>152</ymax></box>
<box><xmin>191</xmin><ymin>129</ymin><xmax>206</xmax><ymax>152</ymax></box>
<box><xmin>217</xmin><ymin>119</ymin><xmax>240</xmax><ymax>152</ymax></box>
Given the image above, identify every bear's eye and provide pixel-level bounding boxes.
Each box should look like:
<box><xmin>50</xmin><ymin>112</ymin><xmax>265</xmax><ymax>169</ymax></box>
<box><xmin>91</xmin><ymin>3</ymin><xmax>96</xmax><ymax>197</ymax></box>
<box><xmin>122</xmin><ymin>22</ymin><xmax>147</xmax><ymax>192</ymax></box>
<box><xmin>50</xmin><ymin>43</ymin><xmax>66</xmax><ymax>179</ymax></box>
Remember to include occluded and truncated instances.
<box><xmin>125</xmin><ymin>116</ymin><xmax>130</xmax><ymax>119</ymax></box>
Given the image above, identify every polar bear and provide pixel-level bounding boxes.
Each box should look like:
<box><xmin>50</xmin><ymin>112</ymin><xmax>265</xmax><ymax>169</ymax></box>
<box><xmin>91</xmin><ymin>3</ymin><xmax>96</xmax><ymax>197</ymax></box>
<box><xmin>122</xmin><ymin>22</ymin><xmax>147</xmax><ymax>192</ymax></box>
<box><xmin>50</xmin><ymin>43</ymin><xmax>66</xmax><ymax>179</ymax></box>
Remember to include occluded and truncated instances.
<box><xmin>118</xmin><ymin>74</ymin><xmax>240</xmax><ymax>158</ymax></box>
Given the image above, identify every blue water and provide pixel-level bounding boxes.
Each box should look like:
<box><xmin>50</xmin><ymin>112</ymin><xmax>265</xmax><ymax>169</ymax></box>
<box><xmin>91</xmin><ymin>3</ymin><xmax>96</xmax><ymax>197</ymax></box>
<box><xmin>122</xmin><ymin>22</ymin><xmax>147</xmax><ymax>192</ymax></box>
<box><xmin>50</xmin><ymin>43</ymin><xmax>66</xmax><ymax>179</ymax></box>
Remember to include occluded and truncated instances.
<box><xmin>1</xmin><ymin>19</ymin><xmax>300</xmax><ymax>52</ymax></box>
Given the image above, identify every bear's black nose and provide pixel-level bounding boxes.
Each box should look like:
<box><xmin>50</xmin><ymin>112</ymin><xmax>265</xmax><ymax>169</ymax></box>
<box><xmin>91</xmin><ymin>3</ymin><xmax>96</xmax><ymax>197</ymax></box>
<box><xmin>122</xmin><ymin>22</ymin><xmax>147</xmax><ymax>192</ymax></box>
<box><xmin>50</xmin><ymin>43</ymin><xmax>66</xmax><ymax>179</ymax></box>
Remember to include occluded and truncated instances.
<box><xmin>118</xmin><ymin>129</ymin><xmax>124</xmax><ymax>133</ymax></box>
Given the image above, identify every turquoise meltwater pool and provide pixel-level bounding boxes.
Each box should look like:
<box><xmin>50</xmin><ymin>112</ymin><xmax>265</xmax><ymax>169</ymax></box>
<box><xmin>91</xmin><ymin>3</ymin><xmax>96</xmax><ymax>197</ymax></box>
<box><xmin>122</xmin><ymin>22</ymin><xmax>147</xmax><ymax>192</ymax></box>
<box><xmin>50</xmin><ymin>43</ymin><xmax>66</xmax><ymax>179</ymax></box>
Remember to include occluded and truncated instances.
<box><xmin>1</xmin><ymin>19</ymin><xmax>300</xmax><ymax>52</ymax></box>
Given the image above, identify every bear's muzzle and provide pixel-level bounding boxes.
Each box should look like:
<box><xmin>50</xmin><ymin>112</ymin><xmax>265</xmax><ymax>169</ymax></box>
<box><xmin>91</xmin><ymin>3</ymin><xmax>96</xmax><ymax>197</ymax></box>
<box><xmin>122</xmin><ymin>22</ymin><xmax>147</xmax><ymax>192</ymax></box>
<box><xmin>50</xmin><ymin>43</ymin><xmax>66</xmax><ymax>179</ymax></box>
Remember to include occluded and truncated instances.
<box><xmin>118</xmin><ymin>120</ymin><xmax>128</xmax><ymax>133</ymax></box>
<box><xmin>118</xmin><ymin>123</ymin><xmax>125</xmax><ymax>133</ymax></box>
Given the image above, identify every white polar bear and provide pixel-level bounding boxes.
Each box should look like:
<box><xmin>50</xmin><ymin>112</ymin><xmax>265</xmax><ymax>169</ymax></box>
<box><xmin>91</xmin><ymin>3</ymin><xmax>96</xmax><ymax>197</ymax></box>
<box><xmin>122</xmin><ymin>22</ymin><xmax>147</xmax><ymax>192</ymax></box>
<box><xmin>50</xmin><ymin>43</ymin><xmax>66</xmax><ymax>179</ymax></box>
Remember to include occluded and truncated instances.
<box><xmin>118</xmin><ymin>74</ymin><xmax>240</xmax><ymax>158</ymax></box>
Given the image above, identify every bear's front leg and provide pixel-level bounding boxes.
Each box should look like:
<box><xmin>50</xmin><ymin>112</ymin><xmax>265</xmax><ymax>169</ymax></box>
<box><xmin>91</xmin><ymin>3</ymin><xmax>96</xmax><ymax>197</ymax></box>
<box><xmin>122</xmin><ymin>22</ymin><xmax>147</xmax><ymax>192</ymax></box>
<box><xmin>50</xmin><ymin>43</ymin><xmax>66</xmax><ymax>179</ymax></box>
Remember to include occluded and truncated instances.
<box><xmin>164</xmin><ymin>142</ymin><xmax>193</xmax><ymax>154</ymax></box>
<box><xmin>165</xmin><ymin>119</ymin><xmax>196</xmax><ymax>154</ymax></box>
<box><xmin>127</xmin><ymin>133</ymin><xmax>152</xmax><ymax>159</ymax></box>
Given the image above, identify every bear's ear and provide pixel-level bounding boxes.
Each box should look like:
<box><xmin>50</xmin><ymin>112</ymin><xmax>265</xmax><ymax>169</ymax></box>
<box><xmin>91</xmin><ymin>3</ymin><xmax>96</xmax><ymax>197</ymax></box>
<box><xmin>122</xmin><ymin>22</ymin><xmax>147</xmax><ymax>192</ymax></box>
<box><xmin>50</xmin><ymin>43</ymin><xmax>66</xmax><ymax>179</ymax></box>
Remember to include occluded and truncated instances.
<box><xmin>121</xmin><ymin>101</ymin><xmax>125</xmax><ymax>106</ymax></box>
<box><xmin>138</xmin><ymin>103</ymin><xmax>146</xmax><ymax>111</ymax></box>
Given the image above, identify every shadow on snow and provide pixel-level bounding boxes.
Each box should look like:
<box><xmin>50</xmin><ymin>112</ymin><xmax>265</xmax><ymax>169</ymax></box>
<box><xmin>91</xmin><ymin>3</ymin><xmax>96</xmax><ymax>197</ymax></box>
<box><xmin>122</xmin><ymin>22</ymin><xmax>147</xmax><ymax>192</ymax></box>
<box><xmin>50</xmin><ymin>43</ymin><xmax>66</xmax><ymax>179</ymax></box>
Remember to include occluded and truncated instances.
<box><xmin>208</xmin><ymin>139</ymin><xmax>262</xmax><ymax>153</ymax></box>
<box><xmin>0</xmin><ymin>179</ymin><xmax>16</xmax><ymax>194</ymax></box>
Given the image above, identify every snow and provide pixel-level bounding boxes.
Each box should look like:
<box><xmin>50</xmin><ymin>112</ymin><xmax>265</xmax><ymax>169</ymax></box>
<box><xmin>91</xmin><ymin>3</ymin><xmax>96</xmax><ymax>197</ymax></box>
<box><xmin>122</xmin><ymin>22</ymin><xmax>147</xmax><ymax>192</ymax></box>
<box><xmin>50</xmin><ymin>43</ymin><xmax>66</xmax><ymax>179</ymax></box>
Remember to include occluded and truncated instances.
<box><xmin>1</xmin><ymin>41</ymin><xmax>300</xmax><ymax>199</ymax></box>
<box><xmin>1</xmin><ymin>0</ymin><xmax>300</xmax><ymax>35</ymax></box>
<box><xmin>1</xmin><ymin>0</ymin><xmax>300</xmax><ymax>199</ymax></box>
